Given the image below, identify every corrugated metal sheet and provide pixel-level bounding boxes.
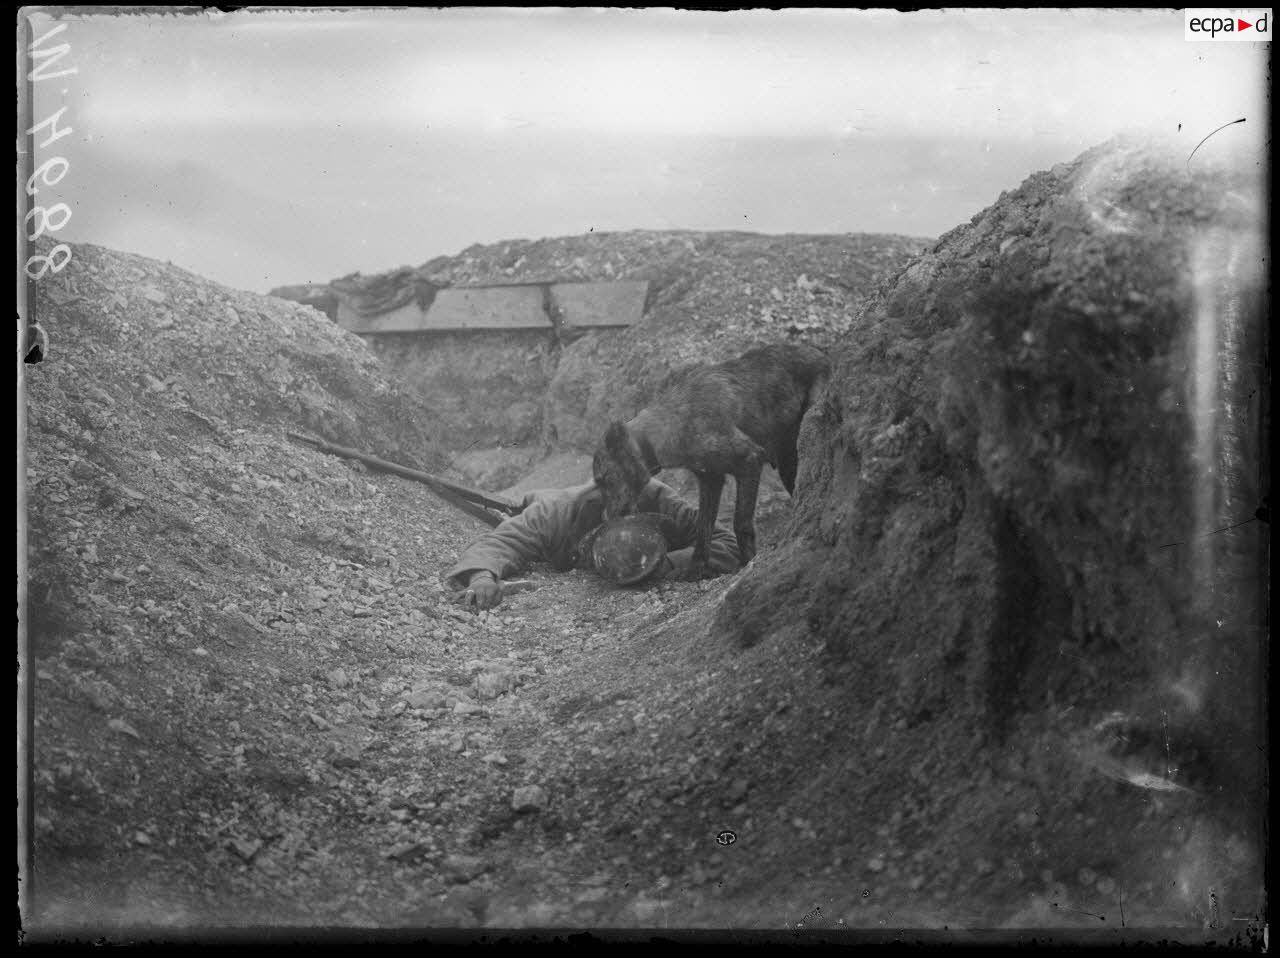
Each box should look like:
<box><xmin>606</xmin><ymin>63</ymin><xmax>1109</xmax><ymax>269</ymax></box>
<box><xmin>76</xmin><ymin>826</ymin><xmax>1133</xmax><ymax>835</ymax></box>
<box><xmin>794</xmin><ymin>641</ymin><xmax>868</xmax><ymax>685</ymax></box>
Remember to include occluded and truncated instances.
<box><xmin>425</xmin><ymin>286</ymin><xmax>552</xmax><ymax>331</ymax></box>
<box><xmin>336</xmin><ymin>280</ymin><xmax>648</xmax><ymax>334</ymax></box>
<box><xmin>552</xmin><ymin>280</ymin><xmax>648</xmax><ymax>329</ymax></box>
<box><xmin>337</xmin><ymin>299</ymin><xmax>431</xmax><ymax>334</ymax></box>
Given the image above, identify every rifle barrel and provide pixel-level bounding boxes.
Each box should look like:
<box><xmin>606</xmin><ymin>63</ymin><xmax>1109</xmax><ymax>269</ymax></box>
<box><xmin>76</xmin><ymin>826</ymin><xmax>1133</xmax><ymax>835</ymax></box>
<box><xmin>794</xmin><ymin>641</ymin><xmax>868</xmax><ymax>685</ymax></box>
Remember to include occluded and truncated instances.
<box><xmin>286</xmin><ymin>432</ymin><xmax>521</xmax><ymax>527</ymax></box>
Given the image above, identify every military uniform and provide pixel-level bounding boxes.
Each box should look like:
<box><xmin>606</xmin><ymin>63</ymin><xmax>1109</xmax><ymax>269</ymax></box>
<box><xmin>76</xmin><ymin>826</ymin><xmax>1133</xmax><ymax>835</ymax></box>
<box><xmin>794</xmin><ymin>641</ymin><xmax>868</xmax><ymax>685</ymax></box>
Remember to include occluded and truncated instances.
<box><xmin>444</xmin><ymin>478</ymin><xmax>740</xmax><ymax>589</ymax></box>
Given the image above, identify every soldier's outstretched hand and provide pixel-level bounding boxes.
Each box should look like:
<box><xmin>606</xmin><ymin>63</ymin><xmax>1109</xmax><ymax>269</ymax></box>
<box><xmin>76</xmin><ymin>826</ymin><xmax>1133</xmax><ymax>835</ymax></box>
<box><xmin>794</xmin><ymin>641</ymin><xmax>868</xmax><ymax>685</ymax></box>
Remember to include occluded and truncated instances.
<box><xmin>465</xmin><ymin>571</ymin><xmax>503</xmax><ymax>610</ymax></box>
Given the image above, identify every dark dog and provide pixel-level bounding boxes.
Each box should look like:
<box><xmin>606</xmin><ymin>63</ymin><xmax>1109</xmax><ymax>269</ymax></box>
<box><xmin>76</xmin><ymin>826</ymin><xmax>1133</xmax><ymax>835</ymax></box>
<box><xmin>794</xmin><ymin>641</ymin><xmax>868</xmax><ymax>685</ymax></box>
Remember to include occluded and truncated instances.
<box><xmin>592</xmin><ymin>343</ymin><xmax>830</xmax><ymax>578</ymax></box>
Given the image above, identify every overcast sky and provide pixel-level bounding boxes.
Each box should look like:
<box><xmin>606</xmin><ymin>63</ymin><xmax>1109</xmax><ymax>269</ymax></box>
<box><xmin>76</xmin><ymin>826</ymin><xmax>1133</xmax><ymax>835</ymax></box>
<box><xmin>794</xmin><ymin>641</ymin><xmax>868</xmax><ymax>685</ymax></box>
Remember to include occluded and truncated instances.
<box><xmin>23</xmin><ymin>7</ymin><xmax>1268</xmax><ymax>293</ymax></box>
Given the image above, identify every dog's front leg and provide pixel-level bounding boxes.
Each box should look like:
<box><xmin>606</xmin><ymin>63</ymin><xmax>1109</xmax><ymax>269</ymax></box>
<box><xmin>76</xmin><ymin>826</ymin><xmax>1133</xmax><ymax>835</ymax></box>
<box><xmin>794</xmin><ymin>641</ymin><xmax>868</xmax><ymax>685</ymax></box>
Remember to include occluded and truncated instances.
<box><xmin>733</xmin><ymin>466</ymin><xmax>762</xmax><ymax>564</ymax></box>
<box><xmin>685</xmin><ymin>470</ymin><xmax>725</xmax><ymax>580</ymax></box>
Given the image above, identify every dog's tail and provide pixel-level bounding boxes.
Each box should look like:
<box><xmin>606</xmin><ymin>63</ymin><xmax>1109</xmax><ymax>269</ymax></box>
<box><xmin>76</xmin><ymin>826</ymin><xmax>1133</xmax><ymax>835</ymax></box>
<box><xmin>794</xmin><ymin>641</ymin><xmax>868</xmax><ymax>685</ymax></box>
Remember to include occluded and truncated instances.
<box><xmin>802</xmin><ymin>349</ymin><xmax>832</xmax><ymax>414</ymax></box>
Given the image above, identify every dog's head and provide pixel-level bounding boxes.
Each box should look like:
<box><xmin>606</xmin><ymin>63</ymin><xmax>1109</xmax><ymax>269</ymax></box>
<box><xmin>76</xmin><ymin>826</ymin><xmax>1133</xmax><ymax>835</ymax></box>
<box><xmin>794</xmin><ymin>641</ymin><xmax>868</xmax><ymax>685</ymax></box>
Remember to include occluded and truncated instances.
<box><xmin>592</xmin><ymin>421</ymin><xmax>650</xmax><ymax>521</ymax></box>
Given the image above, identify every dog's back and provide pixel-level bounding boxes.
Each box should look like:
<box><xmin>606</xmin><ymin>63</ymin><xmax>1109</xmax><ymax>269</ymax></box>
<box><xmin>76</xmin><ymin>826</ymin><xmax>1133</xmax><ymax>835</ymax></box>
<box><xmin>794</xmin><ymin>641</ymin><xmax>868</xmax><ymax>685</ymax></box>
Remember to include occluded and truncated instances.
<box><xmin>715</xmin><ymin>343</ymin><xmax>829</xmax><ymax>460</ymax></box>
<box><xmin>633</xmin><ymin>344</ymin><xmax>829</xmax><ymax>487</ymax></box>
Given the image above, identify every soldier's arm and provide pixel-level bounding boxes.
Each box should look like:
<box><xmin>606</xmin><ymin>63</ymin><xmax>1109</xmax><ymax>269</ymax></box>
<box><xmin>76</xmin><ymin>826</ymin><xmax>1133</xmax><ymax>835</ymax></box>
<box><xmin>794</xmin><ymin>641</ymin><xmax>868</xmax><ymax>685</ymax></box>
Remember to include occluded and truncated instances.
<box><xmin>443</xmin><ymin>499</ymin><xmax>560</xmax><ymax>589</ymax></box>
<box><xmin>647</xmin><ymin>482</ymin><xmax>741</xmax><ymax>574</ymax></box>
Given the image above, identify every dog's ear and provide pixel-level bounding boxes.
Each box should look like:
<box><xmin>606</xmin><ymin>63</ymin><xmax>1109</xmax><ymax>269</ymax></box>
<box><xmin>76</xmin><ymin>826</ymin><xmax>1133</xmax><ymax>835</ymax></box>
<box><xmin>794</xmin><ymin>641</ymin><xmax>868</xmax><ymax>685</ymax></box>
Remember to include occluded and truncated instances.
<box><xmin>603</xmin><ymin>421</ymin><xmax>631</xmax><ymax>457</ymax></box>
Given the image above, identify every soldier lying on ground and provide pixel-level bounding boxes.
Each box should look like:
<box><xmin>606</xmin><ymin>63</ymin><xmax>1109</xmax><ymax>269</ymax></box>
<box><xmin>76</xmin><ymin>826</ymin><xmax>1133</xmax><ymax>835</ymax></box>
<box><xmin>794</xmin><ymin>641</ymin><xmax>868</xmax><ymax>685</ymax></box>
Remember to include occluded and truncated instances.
<box><xmin>443</xmin><ymin>478</ymin><xmax>741</xmax><ymax>610</ymax></box>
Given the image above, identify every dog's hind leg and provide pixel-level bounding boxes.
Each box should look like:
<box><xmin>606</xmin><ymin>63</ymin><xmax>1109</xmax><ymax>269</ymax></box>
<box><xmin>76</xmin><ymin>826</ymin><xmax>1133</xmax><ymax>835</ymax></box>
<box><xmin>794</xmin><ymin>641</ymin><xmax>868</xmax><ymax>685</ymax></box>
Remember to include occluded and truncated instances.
<box><xmin>732</xmin><ymin>464</ymin><xmax>762</xmax><ymax>564</ymax></box>
<box><xmin>691</xmin><ymin>470</ymin><xmax>726</xmax><ymax>578</ymax></box>
<box><xmin>775</xmin><ymin>426</ymin><xmax>800</xmax><ymax>496</ymax></box>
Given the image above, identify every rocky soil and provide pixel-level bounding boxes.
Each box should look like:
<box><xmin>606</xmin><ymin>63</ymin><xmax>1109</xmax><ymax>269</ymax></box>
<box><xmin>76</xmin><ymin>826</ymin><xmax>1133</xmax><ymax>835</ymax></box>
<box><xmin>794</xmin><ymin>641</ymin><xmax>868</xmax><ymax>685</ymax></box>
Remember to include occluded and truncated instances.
<box><xmin>19</xmin><ymin>236</ymin><xmax>870</xmax><ymax>935</ymax></box>
<box><xmin>21</xmin><ymin>137</ymin><xmax>1267</xmax><ymax>945</ymax></box>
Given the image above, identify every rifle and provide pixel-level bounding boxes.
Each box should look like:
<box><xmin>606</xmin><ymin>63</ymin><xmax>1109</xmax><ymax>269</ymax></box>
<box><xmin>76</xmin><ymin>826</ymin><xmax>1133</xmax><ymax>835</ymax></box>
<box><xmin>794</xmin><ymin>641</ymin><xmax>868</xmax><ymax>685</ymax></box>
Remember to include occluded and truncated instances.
<box><xmin>286</xmin><ymin>431</ymin><xmax>523</xmax><ymax>528</ymax></box>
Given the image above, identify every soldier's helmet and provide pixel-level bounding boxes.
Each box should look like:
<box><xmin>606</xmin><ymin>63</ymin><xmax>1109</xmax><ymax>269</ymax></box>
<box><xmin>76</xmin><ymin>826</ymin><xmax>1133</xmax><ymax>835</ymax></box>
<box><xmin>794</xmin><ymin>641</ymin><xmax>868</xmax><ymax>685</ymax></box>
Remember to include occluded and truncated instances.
<box><xmin>591</xmin><ymin>514</ymin><xmax>670</xmax><ymax>585</ymax></box>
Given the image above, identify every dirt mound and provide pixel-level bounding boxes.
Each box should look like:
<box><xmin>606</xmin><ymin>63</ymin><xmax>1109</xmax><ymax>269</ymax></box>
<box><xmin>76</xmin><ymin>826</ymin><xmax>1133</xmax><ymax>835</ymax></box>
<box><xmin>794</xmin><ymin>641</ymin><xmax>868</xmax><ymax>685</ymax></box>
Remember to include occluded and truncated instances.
<box><xmin>27</xmin><ymin>240</ymin><xmax>443</xmax><ymax>469</ymax></box>
<box><xmin>275</xmin><ymin>230</ymin><xmax>928</xmax><ymax>455</ymax></box>
<box><xmin>710</xmin><ymin>136</ymin><xmax>1267</xmax><ymax>925</ymax></box>
<box><xmin>538</xmin><ymin>231</ymin><xmax>928</xmax><ymax>449</ymax></box>
<box><xmin>21</xmin><ymin>240</ymin><xmax>474</xmax><ymax>928</ymax></box>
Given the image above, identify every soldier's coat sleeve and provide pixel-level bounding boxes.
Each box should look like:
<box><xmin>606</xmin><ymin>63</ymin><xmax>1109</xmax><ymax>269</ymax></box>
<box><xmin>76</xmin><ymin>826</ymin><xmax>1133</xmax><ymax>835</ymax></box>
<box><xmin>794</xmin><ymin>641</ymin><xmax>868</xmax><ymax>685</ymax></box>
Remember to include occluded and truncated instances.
<box><xmin>443</xmin><ymin>495</ymin><xmax>568</xmax><ymax>588</ymax></box>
